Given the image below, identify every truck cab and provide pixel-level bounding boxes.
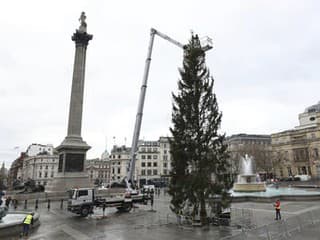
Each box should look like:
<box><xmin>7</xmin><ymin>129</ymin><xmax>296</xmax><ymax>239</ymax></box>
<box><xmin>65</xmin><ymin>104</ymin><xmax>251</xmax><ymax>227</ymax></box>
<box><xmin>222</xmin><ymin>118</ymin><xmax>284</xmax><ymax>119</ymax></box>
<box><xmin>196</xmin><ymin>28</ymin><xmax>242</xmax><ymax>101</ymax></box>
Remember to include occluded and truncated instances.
<box><xmin>67</xmin><ymin>188</ymin><xmax>95</xmax><ymax>217</ymax></box>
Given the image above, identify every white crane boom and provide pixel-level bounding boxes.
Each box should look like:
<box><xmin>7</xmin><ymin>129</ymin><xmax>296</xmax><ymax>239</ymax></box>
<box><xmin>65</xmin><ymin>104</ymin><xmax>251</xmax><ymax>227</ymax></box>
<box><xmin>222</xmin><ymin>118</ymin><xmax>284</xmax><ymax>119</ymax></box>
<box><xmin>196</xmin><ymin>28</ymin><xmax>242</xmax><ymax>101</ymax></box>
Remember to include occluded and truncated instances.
<box><xmin>126</xmin><ymin>28</ymin><xmax>213</xmax><ymax>186</ymax></box>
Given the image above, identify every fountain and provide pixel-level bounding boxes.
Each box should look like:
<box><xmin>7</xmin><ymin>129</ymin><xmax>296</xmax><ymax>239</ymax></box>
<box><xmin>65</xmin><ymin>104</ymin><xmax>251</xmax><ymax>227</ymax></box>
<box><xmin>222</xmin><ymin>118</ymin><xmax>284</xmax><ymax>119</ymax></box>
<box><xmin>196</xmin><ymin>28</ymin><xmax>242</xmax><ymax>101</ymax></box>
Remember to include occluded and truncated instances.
<box><xmin>0</xmin><ymin>206</ymin><xmax>8</xmax><ymax>220</ymax></box>
<box><xmin>0</xmin><ymin>202</ymin><xmax>40</xmax><ymax>238</ymax></box>
<box><xmin>233</xmin><ymin>154</ymin><xmax>266</xmax><ymax>192</ymax></box>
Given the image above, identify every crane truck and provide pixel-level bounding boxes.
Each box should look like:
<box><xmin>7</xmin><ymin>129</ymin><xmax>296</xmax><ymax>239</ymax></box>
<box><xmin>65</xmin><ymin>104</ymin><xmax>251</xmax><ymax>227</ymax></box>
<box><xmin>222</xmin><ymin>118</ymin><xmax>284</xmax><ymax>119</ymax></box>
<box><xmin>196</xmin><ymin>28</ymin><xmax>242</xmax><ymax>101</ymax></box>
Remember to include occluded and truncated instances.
<box><xmin>67</xmin><ymin>182</ymin><xmax>149</xmax><ymax>217</ymax></box>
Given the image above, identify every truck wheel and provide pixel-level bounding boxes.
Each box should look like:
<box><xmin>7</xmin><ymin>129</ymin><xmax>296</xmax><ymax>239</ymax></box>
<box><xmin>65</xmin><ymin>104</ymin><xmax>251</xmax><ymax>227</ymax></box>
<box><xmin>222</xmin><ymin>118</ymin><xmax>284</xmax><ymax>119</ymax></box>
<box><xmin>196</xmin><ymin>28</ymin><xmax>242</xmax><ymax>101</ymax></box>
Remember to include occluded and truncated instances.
<box><xmin>27</xmin><ymin>186</ymin><xmax>32</xmax><ymax>193</ymax></box>
<box><xmin>117</xmin><ymin>203</ymin><xmax>132</xmax><ymax>212</ymax></box>
<box><xmin>80</xmin><ymin>207</ymin><xmax>89</xmax><ymax>217</ymax></box>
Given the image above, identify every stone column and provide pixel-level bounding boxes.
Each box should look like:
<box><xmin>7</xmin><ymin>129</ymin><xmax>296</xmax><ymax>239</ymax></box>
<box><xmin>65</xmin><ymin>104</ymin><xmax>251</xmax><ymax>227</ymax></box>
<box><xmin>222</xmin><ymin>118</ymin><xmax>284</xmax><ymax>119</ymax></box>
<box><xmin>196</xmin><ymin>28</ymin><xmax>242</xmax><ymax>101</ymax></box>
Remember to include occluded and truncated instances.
<box><xmin>67</xmin><ymin>31</ymin><xmax>92</xmax><ymax>140</ymax></box>
<box><xmin>46</xmin><ymin>13</ymin><xmax>93</xmax><ymax>192</ymax></box>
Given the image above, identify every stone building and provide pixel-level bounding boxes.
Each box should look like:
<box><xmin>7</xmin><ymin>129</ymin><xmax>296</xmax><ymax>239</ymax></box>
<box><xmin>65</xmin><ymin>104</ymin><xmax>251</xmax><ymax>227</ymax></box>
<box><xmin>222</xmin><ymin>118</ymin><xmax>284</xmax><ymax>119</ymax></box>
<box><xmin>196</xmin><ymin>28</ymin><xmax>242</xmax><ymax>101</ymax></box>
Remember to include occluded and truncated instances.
<box><xmin>227</xmin><ymin>134</ymin><xmax>272</xmax><ymax>179</ymax></box>
<box><xmin>136</xmin><ymin>136</ymin><xmax>171</xmax><ymax>186</ymax></box>
<box><xmin>85</xmin><ymin>149</ymin><xmax>110</xmax><ymax>185</ymax></box>
<box><xmin>271</xmin><ymin>102</ymin><xmax>320</xmax><ymax>178</ymax></box>
<box><xmin>26</xmin><ymin>143</ymin><xmax>54</xmax><ymax>157</ymax></box>
<box><xmin>8</xmin><ymin>152</ymin><xmax>27</xmax><ymax>189</ymax></box>
<box><xmin>107</xmin><ymin>137</ymin><xmax>172</xmax><ymax>187</ymax></box>
<box><xmin>21</xmin><ymin>152</ymin><xmax>58</xmax><ymax>186</ymax></box>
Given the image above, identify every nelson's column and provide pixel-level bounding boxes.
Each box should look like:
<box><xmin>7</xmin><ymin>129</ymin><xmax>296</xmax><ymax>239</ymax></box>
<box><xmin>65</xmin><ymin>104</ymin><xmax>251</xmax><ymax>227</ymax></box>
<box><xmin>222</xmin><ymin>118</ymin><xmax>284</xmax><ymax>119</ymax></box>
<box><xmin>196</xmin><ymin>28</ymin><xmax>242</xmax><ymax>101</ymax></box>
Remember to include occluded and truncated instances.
<box><xmin>46</xmin><ymin>12</ymin><xmax>93</xmax><ymax>192</ymax></box>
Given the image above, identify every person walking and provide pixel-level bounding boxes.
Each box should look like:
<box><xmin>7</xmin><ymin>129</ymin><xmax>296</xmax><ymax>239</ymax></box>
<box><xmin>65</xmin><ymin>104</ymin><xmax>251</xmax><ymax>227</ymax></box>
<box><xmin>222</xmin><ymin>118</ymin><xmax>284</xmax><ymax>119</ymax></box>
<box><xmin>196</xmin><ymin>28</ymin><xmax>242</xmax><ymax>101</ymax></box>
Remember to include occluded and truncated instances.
<box><xmin>5</xmin><ymin>196</ymin><xmax>11</xmax><ymax>208</ymax></box>
<box><xmin>21</xmin><ymin>212</ymin><xmax>34</xmax><ymax>237</ymax></box>
<box><xmin>274</xmin><ymin>199</ymin><xmax>281</xmax><ymax>220</ymax></box>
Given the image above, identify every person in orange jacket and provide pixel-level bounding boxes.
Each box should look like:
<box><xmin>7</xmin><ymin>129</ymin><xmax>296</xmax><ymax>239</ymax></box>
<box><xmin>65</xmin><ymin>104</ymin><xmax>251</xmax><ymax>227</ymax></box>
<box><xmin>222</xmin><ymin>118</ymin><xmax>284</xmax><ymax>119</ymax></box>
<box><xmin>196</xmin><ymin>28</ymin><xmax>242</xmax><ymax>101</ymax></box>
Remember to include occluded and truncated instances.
<box><xmin>274</xmin><ymin>199</ymin><xmax>281</xmax><ymax>220</ymax></box>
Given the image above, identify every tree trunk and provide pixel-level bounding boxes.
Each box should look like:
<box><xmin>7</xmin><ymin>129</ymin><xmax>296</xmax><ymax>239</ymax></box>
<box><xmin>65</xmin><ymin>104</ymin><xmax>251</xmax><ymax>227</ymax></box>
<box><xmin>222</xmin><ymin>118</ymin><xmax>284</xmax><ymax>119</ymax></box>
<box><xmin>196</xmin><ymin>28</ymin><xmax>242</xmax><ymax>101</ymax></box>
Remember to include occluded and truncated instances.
<box><xmin>200</xmin><ymin>197</ymin><xmax>207</xmax><ymax>225</ymax></box>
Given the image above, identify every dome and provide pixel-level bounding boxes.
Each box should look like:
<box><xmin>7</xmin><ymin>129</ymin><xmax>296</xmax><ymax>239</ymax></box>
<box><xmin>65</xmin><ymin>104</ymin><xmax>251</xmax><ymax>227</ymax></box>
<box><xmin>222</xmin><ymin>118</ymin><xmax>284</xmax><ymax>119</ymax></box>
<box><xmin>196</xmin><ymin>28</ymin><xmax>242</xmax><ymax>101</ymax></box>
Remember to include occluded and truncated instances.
<box><xmin>304</xmin><ymin>101</ymin><xmax>320</xmax><ymax>113</ymax></box>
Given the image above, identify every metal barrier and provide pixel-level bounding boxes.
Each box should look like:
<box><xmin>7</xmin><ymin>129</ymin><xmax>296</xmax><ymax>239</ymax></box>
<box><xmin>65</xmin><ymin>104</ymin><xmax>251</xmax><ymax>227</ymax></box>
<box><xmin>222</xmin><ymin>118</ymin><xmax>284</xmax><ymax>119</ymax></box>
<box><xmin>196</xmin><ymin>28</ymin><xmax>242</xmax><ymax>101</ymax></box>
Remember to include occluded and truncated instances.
<box><xmin>221</xmin><ymin>208</ymin><xmax>320</xmax><ymax>240</ymax></box>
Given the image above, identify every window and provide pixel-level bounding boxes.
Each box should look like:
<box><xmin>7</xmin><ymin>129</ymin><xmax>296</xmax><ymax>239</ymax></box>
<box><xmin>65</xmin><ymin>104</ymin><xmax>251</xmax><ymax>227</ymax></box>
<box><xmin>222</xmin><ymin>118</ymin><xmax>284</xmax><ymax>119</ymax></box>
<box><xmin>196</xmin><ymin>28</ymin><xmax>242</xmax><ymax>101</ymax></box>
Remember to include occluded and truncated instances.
<box><xmin>153</xmin><ymin>162</ymin><xmax>157</xmax><ymax>167</ymax></box>
<box><xmin>45</xmin><ymin>165</ymin><xmax>48</xmax><ymax>170</ymax></box>
<box><xmin>112</xmin><ymin>168</ymin><xmax>115</xmax><ymax>174</ymax></box>
<box><xmin>314</xmin><ymin>148</ymin><xmax>319</xmax><ymax>158</ymax></box>
<box><xmin>141</xmin><ymin>147</ymin><xmax>146</xmax><ymax>152</ymax></box>
<box><xmin>147</xmin><ymin>162</ymin><xmax>151</xmax><ymax>167</ymax></box>
<box><xmin>118</xmin><ymin>155</ymin><xmax>121</xmax><ymax>159</ymax></box>
<box><xmin>117</xmin><ymin>168</ymin><xmax>120</xmax><ymax>174</ymax></box>
<box><xmin>141</xmin><ymin>170</ymin><xmax>146</xmax><ymax>176</ymax></box>
<box><xmin>163</xmin><ymin>169</ymin><xmax>168</xmax><ymax>175</ymax></box>
<box><xmin>164</xmin><ymin>150</ymin><xmax>167</xmax><ymax>154</ymax></box>
<box><xmin>147</xmin><ymin>170</ymin><xmax>152</xmax><ymax>175</ymax></box>
<box><xmin>287</xmin><ymin>167</ymin><xmax>292</xmax><ymax>176</ymax></box>
<box><xmin>118</xmin><ymin>162</ymin><xmax>120</xmax><ymax>165</ymax></box>
<box><xmin>51</xmin><ymin>172</ymin><xmax>54</xmax><ymax>178</ymax></box>
<box><xmin>141</xmin><ymin>155</ymin><xmax>146</xmax><ymax>160</ymax></box>
<box><xmin>141</xmin><ymin>162</ymin><xmax>146</xmax><ymax>167</ymax></box>
<box><xmin>153</xmin><ymin>155</ymin><xmax>158</xmax><ymax>160</ymax></box>
<box><xmin>164</xmin><ymin>143</ymin><xmax>167</xmax><ymax>148</ymax></box>
<box><xmin>78</xmin><ymin>190</ymin><xmax>88</xmax><ymax>197</ymax></box>
<box><xmin>40</xmin><ymin>166</ymin><xmax>42</xmax><ymax>170</ymax></box>
<box><xmin>153</xmin><ymin>148</ymin><xmax>157</xmax><ymax>152</ymax></box>
<box><xmin>147</xmin><ymin>155</ymin><xmax>152</xmax><ymax>160</ymax></box>
<box><xmin>44</xmin><ymin>172</ymin><xmax>48</xmax><ymax>178</ymax></box>
<box><xmin>301</xmin><ymin>166</ymin><xmax>307</xmax><ymax>175</ymax></box>
<box><xmin>163</xmin><ymin>155</ymin><xmax>168</xmax><ymax>161</ymax></box>
<box><xmin>163</xmin><ymin>162</ymin><xmax>167</xmax><ymax>168</ymax></box>
<box><xmin>153</xmin><ymin>169</ymin><xmax>158</xmax><ymax>175</ymax></box>
<box><xmin>51</xmin><ymin>165</ymin><xmax>54</xmax><ymax>169</ymax></box>
<box><xmin>39</xmin><ymin>172</ymin><xmax>42</xmax><ymax>178</ymax></box>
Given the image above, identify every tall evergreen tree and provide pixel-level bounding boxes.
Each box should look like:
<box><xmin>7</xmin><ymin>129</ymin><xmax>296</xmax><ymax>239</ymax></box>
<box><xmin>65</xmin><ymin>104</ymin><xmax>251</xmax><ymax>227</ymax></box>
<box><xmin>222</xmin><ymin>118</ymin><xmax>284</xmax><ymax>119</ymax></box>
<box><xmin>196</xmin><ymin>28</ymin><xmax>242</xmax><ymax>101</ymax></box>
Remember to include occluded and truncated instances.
<box><xmin>168</xmin><ymin>34</ymin><xmax>232</xmax><ymax>225</ymax></box>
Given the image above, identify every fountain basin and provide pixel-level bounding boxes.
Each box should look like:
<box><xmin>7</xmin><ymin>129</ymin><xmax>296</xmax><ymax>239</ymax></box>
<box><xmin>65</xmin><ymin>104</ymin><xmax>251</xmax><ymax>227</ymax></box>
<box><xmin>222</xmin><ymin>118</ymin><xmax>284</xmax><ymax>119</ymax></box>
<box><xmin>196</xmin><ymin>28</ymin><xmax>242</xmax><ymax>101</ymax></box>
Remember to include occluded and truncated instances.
<box><xmin>230</xmin><ymin>186</ymin><xmax>320</xmax><ymax>202</ymax></box>
<box><xmin>0</xmin><ymin>211</ymin><xmax>40</xmax><ymax>238</ymax></box>
<box><xmin>233</xmin><ymin>182</ymin><xmax>266</xmax><ymax>192</ymax></box>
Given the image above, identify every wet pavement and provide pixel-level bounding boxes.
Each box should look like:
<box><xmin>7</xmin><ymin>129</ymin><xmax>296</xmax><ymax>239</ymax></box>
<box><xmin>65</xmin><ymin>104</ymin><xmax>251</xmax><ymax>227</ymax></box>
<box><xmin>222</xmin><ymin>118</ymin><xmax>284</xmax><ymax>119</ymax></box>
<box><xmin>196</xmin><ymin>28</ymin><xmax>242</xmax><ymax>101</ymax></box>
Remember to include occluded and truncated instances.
<box><xmin>3</xmin><ymin>190</ymin><xmax>320</xmax><ymax>240</ymax></box>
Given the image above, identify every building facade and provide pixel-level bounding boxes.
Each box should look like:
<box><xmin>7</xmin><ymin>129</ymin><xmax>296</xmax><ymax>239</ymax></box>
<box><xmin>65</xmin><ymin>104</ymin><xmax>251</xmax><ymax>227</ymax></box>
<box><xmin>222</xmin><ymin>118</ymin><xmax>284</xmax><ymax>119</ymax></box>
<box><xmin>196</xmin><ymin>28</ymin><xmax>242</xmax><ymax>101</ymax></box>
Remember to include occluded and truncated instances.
<box><xmin>21</xmin><ymin>153</ymin><xmax>58</xmax><ymax>186</ymax></box>
<box><xmin>106</xmin><ymin>137</ymin><xmax>172</xmax><ymax>186</ymax></box>
<box><xmin>136</xmin><ymin>136</ymin><xmax>171</xmax><ymax>186</ymax></box>
<box><xmin>227</xmin><ymin>134</ymin><xmax>272</xmax><ymax>179</ymax></box>
<box><xmin>85</xmin><ymin>154</ymin><xmax>110</xmax><ymax>185</ymax></box>
<box><xmin>109</xmin><ymin>145</ymin><xmax>131</xmax><ymax>182</ymax></box>
<box><xmin>271</xmin><ymin>102</ymin><xmax>320</xmax><ymax>178</ymax></box>
<box><xmin>9</xmin><ymin>137</ymin><xmax>172</xmax><ymax>188</ymax></box>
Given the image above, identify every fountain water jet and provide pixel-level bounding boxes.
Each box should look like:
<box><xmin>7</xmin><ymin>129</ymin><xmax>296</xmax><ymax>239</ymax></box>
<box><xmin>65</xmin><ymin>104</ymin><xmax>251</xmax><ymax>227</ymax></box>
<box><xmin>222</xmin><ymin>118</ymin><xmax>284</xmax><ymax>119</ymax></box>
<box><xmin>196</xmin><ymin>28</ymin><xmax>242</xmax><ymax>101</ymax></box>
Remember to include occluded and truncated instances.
<box><xmin>233</xmin><ymin>154</ymin><xmax>266</xmax><ymax>192</ymax></box>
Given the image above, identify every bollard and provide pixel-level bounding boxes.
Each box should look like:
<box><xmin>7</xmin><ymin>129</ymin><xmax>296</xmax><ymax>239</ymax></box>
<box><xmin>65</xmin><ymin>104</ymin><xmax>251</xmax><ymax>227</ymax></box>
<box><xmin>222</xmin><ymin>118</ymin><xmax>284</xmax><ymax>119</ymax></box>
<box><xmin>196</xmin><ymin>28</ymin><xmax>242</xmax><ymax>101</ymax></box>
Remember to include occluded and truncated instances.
<box><xmin>47</xmin><ymin>199</ymin><xmax>51</xmax><ymax>210</ymax></box>
<box><xmin>150</xmin><ymin>194</ymin><xmax>154</xmax><ymax>211</ymax></box>
<box><xmin>60</xmin><ymin>199</ymin><xmax>63</xmax><ymax>209</ymax></box>
<box><xmin>35</xmin><ymin>199</ymin><xmax>39</xmax><ymax>210</ymax></box>
<box><xmin>13</xmin><ymin>199</ymin><xmax>18</xmax><ymax>210</ymax></box>
<box><xmin>102</xmin><ymin>204</ymin><xmax>106</xmax><ymax>217</ymax></box>
<box><xmin>24</xmin><ymin>199</ymin><xmax>27</xmax><ymax>209</ymax></box>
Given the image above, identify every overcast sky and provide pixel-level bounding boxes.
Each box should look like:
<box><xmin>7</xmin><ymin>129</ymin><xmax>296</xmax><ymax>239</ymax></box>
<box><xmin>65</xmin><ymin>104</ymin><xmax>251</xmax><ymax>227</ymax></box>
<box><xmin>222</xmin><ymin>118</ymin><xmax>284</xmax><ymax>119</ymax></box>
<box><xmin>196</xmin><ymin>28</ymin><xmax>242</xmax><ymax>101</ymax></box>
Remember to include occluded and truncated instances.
<box><xmin>1</xmin><ymin>0</ymin><xmax>320</xmax><ymax>168</ymax></box>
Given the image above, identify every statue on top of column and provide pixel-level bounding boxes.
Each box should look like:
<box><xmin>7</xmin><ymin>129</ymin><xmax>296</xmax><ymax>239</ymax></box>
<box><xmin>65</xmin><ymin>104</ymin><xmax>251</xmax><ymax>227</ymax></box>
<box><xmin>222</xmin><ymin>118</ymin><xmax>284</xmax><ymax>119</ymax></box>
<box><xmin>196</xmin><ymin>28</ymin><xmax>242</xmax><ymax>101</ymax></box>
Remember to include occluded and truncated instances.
<box><xmin>78</xmin><ymin>12</ymin><xmax>87</xmax><ymax>33</ymax></box>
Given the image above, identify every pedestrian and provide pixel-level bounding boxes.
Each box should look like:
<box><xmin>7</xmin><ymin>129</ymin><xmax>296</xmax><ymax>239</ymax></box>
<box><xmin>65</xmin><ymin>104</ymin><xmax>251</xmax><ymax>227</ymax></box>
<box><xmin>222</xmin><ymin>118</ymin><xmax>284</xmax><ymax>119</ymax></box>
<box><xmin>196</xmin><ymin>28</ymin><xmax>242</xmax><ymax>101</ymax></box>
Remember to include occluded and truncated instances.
<box><xmin>0</xmin><ymin>190</ymin><xmax>4</xmax><ymax>206</ymax></box>
<box><xmin>21</xmin><ymin>212</ymin><xmax>34</xmax><ymax>237</ymax></box>
<box><xmin>13</xmin><ymin>199</ymin><xmax>18</xmax><ymax>210</ymax></box>
<box><xmin>274</xmin><ymin>199</ymin><xmax>281</xmax><ymax>220</ymax></box>
<box><xmin>5</xmin><ymin>196</ymin><xmax>11</xmax><ymax>208</ymax></box>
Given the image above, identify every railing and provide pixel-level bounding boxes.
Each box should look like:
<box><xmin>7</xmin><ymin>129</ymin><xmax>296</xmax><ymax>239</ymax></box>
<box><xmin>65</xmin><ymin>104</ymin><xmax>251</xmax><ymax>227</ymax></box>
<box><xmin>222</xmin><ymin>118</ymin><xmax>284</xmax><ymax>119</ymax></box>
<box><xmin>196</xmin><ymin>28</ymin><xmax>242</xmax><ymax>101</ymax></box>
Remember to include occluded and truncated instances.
<box><xmin>221</xmin><ymin>208</ymin><xmax>320</xmax><ymax>240</ymax></box>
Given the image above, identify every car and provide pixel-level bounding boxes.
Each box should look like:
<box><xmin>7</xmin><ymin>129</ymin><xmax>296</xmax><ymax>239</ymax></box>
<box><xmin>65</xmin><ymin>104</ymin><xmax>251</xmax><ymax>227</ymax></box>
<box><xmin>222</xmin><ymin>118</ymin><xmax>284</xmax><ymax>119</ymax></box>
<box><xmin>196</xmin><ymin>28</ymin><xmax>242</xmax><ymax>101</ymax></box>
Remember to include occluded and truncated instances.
<box><xmin>294</xmin><ymin>175</ymin><xmax>311</xmax><ymax>181</ymax></box>
<box><xmin>142</xmin><ymin>184</ymin><xmax>155</xmax><ymax>192</ymax></box>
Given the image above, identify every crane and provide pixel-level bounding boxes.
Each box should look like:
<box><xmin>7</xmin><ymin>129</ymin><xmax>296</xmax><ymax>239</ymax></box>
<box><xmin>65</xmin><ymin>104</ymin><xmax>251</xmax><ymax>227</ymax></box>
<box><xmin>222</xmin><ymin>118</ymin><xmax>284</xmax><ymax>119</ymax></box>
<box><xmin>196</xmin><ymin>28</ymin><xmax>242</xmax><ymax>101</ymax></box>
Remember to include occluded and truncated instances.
<box><xmin>125</xmin><ymin>28</ymin><xmax>213</xmax><ymax>187</ymax></box>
